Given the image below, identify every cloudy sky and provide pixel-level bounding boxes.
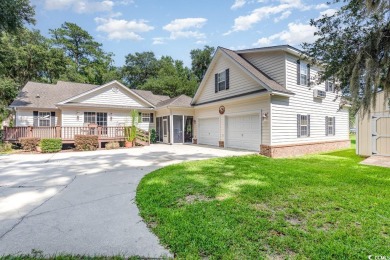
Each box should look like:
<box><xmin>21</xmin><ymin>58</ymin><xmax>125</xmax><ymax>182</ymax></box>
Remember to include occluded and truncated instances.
<box><xmin>31</xmin><ymin>0</ymin><xmax>339</xmax><ymax>66</ymax></box>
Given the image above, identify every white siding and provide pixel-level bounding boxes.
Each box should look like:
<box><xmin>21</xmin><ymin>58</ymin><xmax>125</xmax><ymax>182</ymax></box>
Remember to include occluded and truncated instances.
<box><xmin>194</xmin><ymin>94</ymin><xmax>271</xmax><ymax>146</ymax></box>
<box><xmin>15</xmin><ymin>109</ymin><xmax>60</xmax><ymax>126</ymax></box>
<box><xmin>270</xmin><ymin>54</ymin><xmax>349</xmax><ymax>145</ymax></box>
<box><xmin>194</xmin><ymin>53</ymin><xmax>265</xmax><ymax>104</ymax></box>
<box><xmin>60</xmin><ymin>108</ymin><xmax>154</xmax><ymax>132</ymax></box>
<box><xmin>74</xmin><ymin>83</ymin><xmax>146</xmax><ymax>108</ymax></box>
<box><xmin>241</xmin><ymin>51</ymin><xmax>286</xmax><ymax>86</ymax></box>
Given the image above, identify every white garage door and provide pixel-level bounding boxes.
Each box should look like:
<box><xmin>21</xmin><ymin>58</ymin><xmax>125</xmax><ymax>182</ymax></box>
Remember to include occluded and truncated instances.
<box><xmin>226</xmin><ymin>114</ymin><xmax>261</xmax><ymax>151</ymax></box>
<box><xmin>198</xmin><ymin>118</ymin><xmax>219</xmax><ymax>146</ymax></box>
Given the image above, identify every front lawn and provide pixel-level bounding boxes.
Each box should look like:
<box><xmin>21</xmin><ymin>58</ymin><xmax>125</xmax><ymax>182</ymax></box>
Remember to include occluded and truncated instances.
<box><xmin>136</xmin><ymin>148</ymin><xmax>390</xmax><ymax>259</ymax></box>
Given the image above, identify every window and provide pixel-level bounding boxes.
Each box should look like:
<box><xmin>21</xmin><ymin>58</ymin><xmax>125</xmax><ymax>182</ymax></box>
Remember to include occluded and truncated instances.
<box><xmin>84</xmin><ymin>112</ymin><xmax>96</xmax><ymax>124</ymax></box>
<box><xmin>326</xmin><ymin>116</ymin><xmax>335</xmax><ymax>136</ymax></box>
<box><xmin>39</xmin><ymin>112</ymin><xmax>50</xmax><ymax>126</ymax></box>
<box><xmin>300</xmin><ymin>62</ymin><xmax>308</xmax><ymax>85</ymax></box>
<box><xmin>142</xmin><ymin>113</ymin><xmax>150</xmax><ymax>123</ymax></box>
<box><xmin>217</xmin><ymin>71</ymin><xmax>226</xmax><ymax>91</ymax></box>
<box><xmin>326</xmin><ymin>80</ymin><xmax>335</xmax><ymax>92</ymax></box>
<box><xmin>297</xmin><ymin>114</ymin><xmax>310</xmax><ymax>137</ymax></box>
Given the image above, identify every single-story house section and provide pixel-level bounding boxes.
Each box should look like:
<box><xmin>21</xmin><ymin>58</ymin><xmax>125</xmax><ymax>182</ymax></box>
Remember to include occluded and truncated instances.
<box><xmin>7</xmin><ymin>45</ymin><xmax>350</xmax><ymax>157</ymax></box>
<box><xmin>356</xmin><ymin>91</ymin><xmax>390</xmax><ymax>156</ymax></box>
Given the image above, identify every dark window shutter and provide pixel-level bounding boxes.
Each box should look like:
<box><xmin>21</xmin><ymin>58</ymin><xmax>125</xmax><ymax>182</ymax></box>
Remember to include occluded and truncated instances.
<box><xmin>51</xmin><ymin>112</ymin><xmax>56</xmax><ymax>126</ymax></box>
<box><xmin>297</xmin><ymin>114</ymin><xmax>301</xmax><ymax>137</ymax></box>
<box><xmin>33</xmin><ymin>111</ymin><xmax>38</xmax><ymax>127</ymax></box>
<box><xmin>307</xmin><ymin>114</ymin><xmax>311</xmax><ymax>137</ymax></box>
<box><xmin>307</xmin><ymin>64</ymin><xmax>311</xmax><ymax>86</ymax></box>
<box><xmin>225</xmin><ymin>69</ymin><xmax>230</xmax><ymax>90</ymax></box>
<box><xmin>325</xmin><ymin>116</ymin><xmax>329</xmax><ymax>136</ymax></box>
<box><xmin>296</xmin><ymin>60</ymin><xmax>301</xmax><ymax>85</ymax></box>
<box><xmin>333</xmin><ymin>117</ymin><xmax>336</xmax><ymax>135</ymax></box>
<box><xmin>215</xmin><ymin>73</ymin><xmax>218</xmax><ymax>93</ymax></box>
<box><xmin>150</xmin><ymin>113</ymin><xmax>154</xmax><ymax>123</ymax></box>
<box><xmin>325</xmin><ymin>81</ymin><xmax>329</xmax><ymax>92</ymax></box>
<box><xmin>138</xmin><ymin>112</ymin><xmax>142</xmax><ymax>123</ymax></box>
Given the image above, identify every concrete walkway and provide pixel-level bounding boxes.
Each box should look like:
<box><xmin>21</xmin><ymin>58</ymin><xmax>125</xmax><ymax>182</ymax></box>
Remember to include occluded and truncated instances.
<box><xmin>360</xmin><ymin>155</ymin><xmax>390</xmax><ymax>168</ymax></box>
<box><xmin>0</xmin><ymin>144</ymin><xmax>252</xmax><ymax>257</ymax></box>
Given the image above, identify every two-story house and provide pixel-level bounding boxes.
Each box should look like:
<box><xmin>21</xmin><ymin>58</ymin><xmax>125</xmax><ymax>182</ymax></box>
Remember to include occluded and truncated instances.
<box><xmin>8</xmin><ymin>45</ymin><xmax>350</xmax><ymax>157</ymax></box>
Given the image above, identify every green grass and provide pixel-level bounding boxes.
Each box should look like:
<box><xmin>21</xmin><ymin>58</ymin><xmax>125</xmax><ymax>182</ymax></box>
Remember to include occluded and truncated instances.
<box><xmin>136</xmin><ymin>145</ymin><xmax>390</xmax><ymax>259</ymax></box>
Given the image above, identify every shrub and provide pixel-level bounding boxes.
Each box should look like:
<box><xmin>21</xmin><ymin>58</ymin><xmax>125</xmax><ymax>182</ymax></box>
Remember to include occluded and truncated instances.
<box><xmin>150</xmin><ymin>129</ymin><xmax>157</xmax><ymax>144</ymax></box>
<box><xmin>105</xmin><ymin>141</ymin><xmax>120</xmax><ymax>150</ymax></box>
<box><xmin>19</xmin><ymin>137</ymin><xmax>40</xmax><ymax>151</ymax></box>
<box><xmin>74</xmin><ymin>135</ymin><xmax>99</xmax><ymax>151</ymax></box>
<box><xmin>40</xmin><ymin>138</ymin><xmax>62</xmax><ymax>153</ymax></box>
<box><xmin>0</xmin><ymin>142</ymin><xmax>13</xmax><ymax>153</ymax></box>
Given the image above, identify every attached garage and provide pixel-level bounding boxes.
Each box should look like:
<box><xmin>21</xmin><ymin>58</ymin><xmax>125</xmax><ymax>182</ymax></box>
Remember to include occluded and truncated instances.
<box><xmin>198</xmin><ymin>117</ymin><xmax>219</xmax><ymax>146</ymax></box>
<box><xmin>357</xmin><ymin>91</ymin><xmax>390</xmax><ymax>156</ymax></box>
<box><xmin>225</xmin><ymin>114</ymin><xmax>261</xmax><ymax>151</ymax></box>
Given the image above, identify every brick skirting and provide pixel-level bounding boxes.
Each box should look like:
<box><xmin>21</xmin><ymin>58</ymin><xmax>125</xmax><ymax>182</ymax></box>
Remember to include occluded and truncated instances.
<box><xmin>260</xmin><ymin>140</ymin><xmax>351</xmax><ymax>158</ymax></box>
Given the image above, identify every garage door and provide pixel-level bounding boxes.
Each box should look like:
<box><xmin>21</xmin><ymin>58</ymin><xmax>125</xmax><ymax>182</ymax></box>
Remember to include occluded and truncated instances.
<box><xmin>226</xmin><ymin>114</ymin><xmax>260</xmax><ymax>151</ymax></box>
<box><xmin>372</xmin><ymin>115</ymin><xmax>390</xmax><ymax>156</ymax></box>
<box><xmin>198</xmin><ymin>118</ymin><xmax>219</xmax><ymax>146</ymax></box>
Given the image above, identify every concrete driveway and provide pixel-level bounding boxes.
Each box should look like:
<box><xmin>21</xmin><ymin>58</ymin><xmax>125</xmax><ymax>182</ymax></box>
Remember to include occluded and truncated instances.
<box><xmin>0</xmin><ymin>144</ymin><xmax>252</xmax><ymax>257</ymax></box>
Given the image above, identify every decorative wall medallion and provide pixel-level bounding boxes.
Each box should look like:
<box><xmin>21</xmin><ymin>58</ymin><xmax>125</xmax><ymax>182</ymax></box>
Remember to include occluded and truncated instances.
<box><xmin>219</xmin><ymin>105</ymin><xmax>225</xmax><ymax>115</ymax></box>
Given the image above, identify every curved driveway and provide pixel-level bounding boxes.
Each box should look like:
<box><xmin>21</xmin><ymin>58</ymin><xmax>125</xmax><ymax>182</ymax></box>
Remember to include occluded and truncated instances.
<box><xmin>0</xmin><ymin>144</ymin><xmax>252</xmax><ymax>257</ymax></box>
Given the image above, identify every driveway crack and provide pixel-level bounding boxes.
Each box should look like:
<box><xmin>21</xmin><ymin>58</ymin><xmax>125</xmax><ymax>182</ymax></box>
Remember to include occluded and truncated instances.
<box><xmin>0</xmin><ymin>175</ymin><xmax>77</xmax><ymax>240</ymax></box>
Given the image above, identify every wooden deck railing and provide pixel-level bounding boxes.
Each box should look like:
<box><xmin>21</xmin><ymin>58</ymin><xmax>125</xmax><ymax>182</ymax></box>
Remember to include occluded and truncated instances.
<box><xmin>2</xmin><ymin>126</ymin><xmax>148</xmax><ymax>145</ymax></box>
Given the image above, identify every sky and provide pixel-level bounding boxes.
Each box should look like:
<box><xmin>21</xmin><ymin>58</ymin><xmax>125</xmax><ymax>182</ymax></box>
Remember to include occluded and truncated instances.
<box><xmin>30</xmin><ymin>0</ymin><xmax>340</xmax><ymax>67</ymax></box>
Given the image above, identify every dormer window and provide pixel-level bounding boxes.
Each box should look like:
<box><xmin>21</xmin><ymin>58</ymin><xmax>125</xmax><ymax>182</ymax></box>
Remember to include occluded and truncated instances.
<box><xmin>214</xmin><ymin>69</ymin><xmax>230</xmax><ymax>93</ymax></box>
<box><xmin>325</xmin><ymin>80</ymin><xmax>335</xmax><ymax>92</ymax></box>
<box><xmin>300</xmin><ymin>62</ymin><xmax>308</xmax><ymax>85</ymax></box>
<box><xmin>297</xmin><ymin>60</ymin><xmax>310</xmax><ymax>86</ymax></box>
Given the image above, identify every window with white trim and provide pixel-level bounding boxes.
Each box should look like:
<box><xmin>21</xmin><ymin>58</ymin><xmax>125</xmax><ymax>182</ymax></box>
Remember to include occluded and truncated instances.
<box><xmin>217</xmin><ymin>71</ymin><xmax>226</xmax><ymax>91</ymax></box>
<box><xmin>327</xmin><ymin>117</ymin><xmax>334</xmax><ymax>135</ymax></box>
<box><xmin>39</xmin><ymin>112</ymin><xmax>51</xmax><ymax>126</ymax></box>
<box><xmin>84</xmin><ymin>112</ymin><xmax>96</xmax><ymax>124</ymax></box>
<box><xmin>300</xmin><ymin>62</ymin><xmax>308</xmax><ymax>85</ymax></box>
<box><xmin>142</xmin><ymin>113</ymin><xmax>150</xmax><ymax>123</ymax></box>
<box><xmin>326</xmin><ymin>81</ymin><xmax>335</xmax><ymax>92</ymax></box>
<box><xmin>300</xmin><ymin>115</ymin><xmax>308</xmax><ymax>137</ymax></box>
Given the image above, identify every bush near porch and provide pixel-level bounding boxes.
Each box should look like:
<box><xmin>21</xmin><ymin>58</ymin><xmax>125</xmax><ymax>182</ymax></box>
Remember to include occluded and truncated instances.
<box><xmin>136</xmin><ymin>147</ymin><xmax>390</xmax><ymax>259</ymax></box>
<box><xmin>40</xmin><ymin>138</ymin><xmax>62</xmax><ymax>153</ymax></box>
<box><xmin>74</xmin><ymin>135</ymin><xmax>99</xmax><ymax>151</ymax></box>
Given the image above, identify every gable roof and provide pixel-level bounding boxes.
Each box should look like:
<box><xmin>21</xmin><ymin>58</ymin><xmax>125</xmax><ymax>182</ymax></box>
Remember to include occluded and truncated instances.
<box><xmin>10</xmin><ymin>81</ymin><xmax>99</xmax><ymax>109</ymax></box>
<box><xmin>192</xmin><ymin>46</ymin><xmax>294</xmax><ymax>104</ymax></box>
<box><xmin>156</xmin><ymin>94</ymin><xmax>193</xmax><ymax>108</ymax></box>
<box><xmin>132</xmin><ymin>89</ymin><xmax>170</xmax><ymax>106</ymax></box>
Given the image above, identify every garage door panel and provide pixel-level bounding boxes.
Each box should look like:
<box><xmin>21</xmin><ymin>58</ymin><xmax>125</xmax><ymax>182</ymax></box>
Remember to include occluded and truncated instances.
<box><xmin>226</xmin><ymin>114</ymin><xmax>260</xmax><ymax>151</ymax></box>
<box><xmin>198</xmin><ymin>118</ymin><xmax>219</xmax><ymax>146</ymax></box>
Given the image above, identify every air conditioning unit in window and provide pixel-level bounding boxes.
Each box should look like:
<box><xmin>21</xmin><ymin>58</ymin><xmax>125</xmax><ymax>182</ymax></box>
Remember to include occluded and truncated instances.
<box><xmin>313</xmin><ymin>89</ymin><xmax>326</xmax><ymax>99</ymax></box>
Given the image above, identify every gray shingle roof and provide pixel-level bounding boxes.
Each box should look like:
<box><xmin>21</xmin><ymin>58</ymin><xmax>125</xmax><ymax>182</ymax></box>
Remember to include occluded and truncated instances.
<box><xmin>10</xmin><ymin>81</ymin><xmax>99</xmax><ymax>109</ymax></box>
<box><xmin>220</xmin><ymin>47</ymin><xmax>294</xmax><ymax>95</ymax></box>
<box><xmin>156</xmin><ymin>95</ymin><xmax>193</xmax><ymax>108</ymax></box>
<box><xmin>132</xmin><ymin>89</ymin><xmax>170</xmax><ymax>106</ymax></box>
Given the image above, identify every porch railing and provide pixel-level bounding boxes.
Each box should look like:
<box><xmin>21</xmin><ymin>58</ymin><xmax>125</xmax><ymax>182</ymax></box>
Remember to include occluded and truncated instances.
<box><xmin>3</xmin><ymin>126</ymin><xmax>130</xmax><ymax>142</ymax></box>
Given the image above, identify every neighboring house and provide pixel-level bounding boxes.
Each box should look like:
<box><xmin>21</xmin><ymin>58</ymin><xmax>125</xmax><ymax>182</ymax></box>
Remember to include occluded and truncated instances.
<box><xmin>356</xmin><ymin>91</ymin><xmax>390</xmax><ymax>156</ymax></box>
<box><xmin>8</xmin><ymin>45</ymin><xmax>350</xmax><ymax>157</ymax></box>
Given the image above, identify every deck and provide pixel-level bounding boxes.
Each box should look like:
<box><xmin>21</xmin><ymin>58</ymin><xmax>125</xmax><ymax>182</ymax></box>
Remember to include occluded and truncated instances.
<box><xmin>2</xmin><ymin>126</ymin><xmax>150</xmax><ymax>147</ymax></box>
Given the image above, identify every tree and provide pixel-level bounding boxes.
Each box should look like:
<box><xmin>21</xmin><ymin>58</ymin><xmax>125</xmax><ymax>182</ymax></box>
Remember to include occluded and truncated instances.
<box><xmin>0</xmin><ymin>77</ymin><xmax>18</xmax><ymax>126</ymax></box>
<box><xmin>0</xmin><ymin>0</ymin><xmax>35</xmax><ymax>33</ymax></box>
<box><xmin>303</xmin><ymin>0</ymin><xmax>390</xmax><ymax>114</ymax></box>
<box><xmin>122</xmin><ymin>51</ymin><xmax>159</xmax><ymax>88</ymax></box>
<box><xmin>190</xmin><ymin>45</ymin><xmax>215</xmax><ymax>82</ymax></box>
<box><xmin>139</xmin><ymin>56</ymin><xmax>198</xmax><ymax>97</ymax></box>
<box><xmin>50</xmin><ymin>22</ymin><xmax>115</xmax><ymax>85</ymax></box>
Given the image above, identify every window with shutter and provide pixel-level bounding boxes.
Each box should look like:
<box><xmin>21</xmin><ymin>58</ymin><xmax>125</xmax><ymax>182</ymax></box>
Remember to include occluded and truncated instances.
<box><xmin>33</xmin><ymin>111</ymin><xmax>38</xmax><ymax>127</ymax></box>
<box><xmin>141</xmin><ymin>113</ymin><xmax>150</xmax><ymax>123</ymax></box>
<box><xmin>326</xmin><ymin>80</ymin><xmax>335</xmax><ymax>92</ymax></box>
<box><xmin>51</xmin><ymin>112</ymin><xmax>56</xmax><ymax>126</ymax></box>
<box><xmin>296</xmin><ymin>60</ymin><xmax>301</xmax><ymax>85</ymax></box>
<box><xmin>297</xmin><ymin>114</ymin><xmax>310</xmax><ymax>137</ymax></box>
<box><xmin>38</xmin><ymin>112</ymin><xmax>51</xmax><ymax>127</ymax></box>
<box><xmin>217</xmin><ymin>70</ymin><xmax>227</xmax><ymax>91</ymax></box>
<box><xmin>326</xmin><ymin>116</ymin><xmax>335</xmax><ymax>135</ymax></box>
<box><xmin>300</xmin><ymin>62</ymin><xmax>308</xmax><ymax>85</ymax></box>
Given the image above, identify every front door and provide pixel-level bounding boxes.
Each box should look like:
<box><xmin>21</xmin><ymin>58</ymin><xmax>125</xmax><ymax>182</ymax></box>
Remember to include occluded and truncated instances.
<box><xmin>163</xmin><ymin>118</ymin><xmax>169</xmax><ymax>143</ymax></box>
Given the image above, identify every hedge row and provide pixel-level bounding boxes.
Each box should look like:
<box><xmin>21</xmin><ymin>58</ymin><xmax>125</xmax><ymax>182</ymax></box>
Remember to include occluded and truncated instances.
<box><xmin>19</xmin><ymin>137</ymin><xmax>40</xmax><ymax>151</ymax></box>
<box><xmin>74</xmin><ymin>135</ymin><xmax>98</xmax><ymax>151</ymax></box>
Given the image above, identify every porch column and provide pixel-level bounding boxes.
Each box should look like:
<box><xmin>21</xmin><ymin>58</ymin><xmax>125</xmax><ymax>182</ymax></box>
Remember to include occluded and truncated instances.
<box><xmin>170</xmin><ymin>114</ymin><xmax>174</xmax><ymax>144</ymax></box>
<box><xmin>55</xmin><ymin>125</ymin><xmax>61</xmax><ymax>138</ymax></box>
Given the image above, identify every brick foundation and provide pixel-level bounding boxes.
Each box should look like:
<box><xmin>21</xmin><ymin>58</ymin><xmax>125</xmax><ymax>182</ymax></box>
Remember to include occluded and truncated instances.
<box><xmin>260</xmin><ymin>140</ymin><xmax>351</xmax><ymax>158</ymax></box>
<box><xmin>192</xmin><ymin>138</ymin><xmax>197</xmax><ymax>144</ymax></box>
<box><xmin>219</xmin><ymin>141</ymin><xmax>225</xmax><ymax>147</ymax></box>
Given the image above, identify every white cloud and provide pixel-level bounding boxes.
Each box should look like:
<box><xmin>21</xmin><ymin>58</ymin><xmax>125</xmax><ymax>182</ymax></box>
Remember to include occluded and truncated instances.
<box><xmin>95</xmin><ymin>17</ymin><xmax>154</xmax><ymax>40</ymax></box>
<box><xmin>45</xmin><ymin>0</ymin><xmax>114</xmax><ymax>13</ymax></box>
<box><xmin>152</xmin><ymin>37</ymin><xmax>166</xmax><ymax>45</ymax></box>
<box><xmin>315</xmin><ymin>3</ymin><xmax>329</xmax><ymax>9</ymax></box>
<box><xmin>317</xmin><ymin>8</ymin><xmax>337</xmax><ymax>18</ymax></box>
<box><xmin>274</xmin><ymin>10</ymin><xmax>291</xmax><ymax>22</ymax></box>
<box><xmin>231</xmin><ymin>0</ymin><xmax>246</xmax><ymax>10</ymax></box>
<box><xmin>163</xmin><ymin>18</ymin><xmax>207</xmax><ymax>39</ymax></box>
<box><xmin>196</xmin><ymin>40</ymin><xmax>207</xmax><ymax>45</ymax></box>
<box><xmin>224</xmin><ymin>0</ymin><xmax>302</xmax><ymax>34</ymax></box>
<box><xmin>253</xmin><ymin>22</ymin><xmax>317</xmax><ymax>46</ymax></box>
